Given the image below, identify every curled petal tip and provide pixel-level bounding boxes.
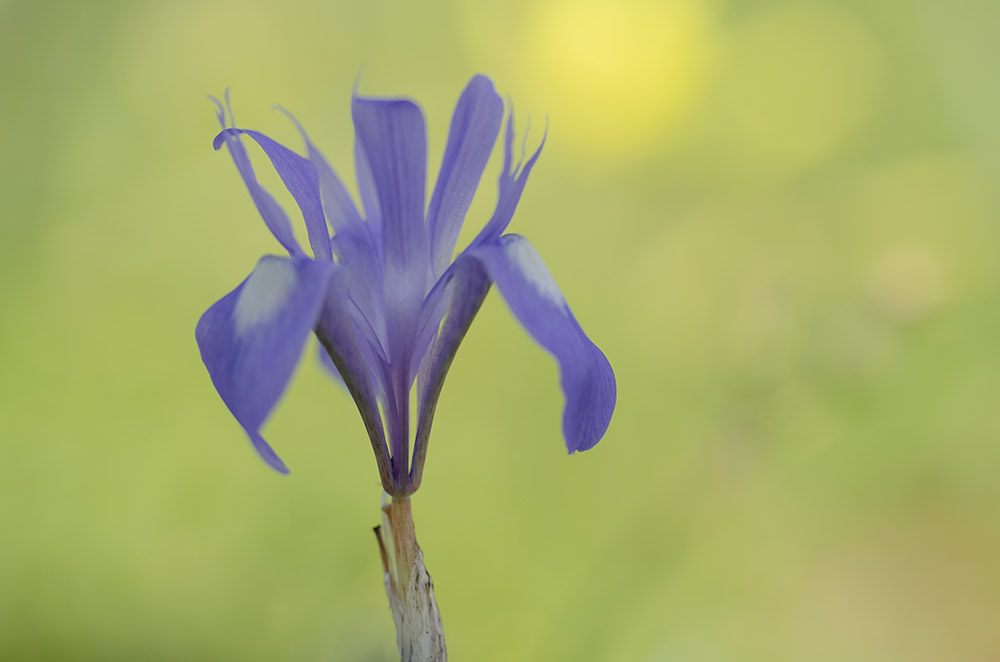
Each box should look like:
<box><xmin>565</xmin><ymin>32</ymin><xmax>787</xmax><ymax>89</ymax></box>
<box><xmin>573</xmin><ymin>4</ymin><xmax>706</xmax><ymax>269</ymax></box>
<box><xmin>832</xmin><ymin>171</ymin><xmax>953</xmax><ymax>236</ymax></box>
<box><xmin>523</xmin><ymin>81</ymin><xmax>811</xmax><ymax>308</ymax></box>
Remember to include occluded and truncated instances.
<box><xmin>212</xmin><ymin>128</ymin><xmax>236</xmax><ymax>151</ymax></box>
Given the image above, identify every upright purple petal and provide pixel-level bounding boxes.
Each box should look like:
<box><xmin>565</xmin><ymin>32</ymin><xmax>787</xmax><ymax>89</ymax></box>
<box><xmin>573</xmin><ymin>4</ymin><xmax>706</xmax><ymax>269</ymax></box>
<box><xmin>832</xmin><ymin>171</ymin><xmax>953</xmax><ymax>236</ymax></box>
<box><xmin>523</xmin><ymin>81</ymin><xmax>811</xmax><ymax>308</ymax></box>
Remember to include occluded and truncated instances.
<box><xmin>427</xmin><ymin>75</ymin><xmax>504</xmax><ymax>278</ymax></box>
<box><xmin>353</xmin><ymin>98</ymin><xmax>430</xmax><ymax>342</ymax></box>
<box><xmin>196</xmin><ymin>256</ymin><xmax>337</xmax><ymax>472</ymax></box>
<box><xmin>352</xmin><ymin>95</ymin><xmax>432</xmax><ymax>478</ymax></box>
<box><xmin>469</xmin><ymin>235</ymin><xmax>615</xmax><ymax>452</ymax></box>
<box><xmin>469</xmin><ymin>115</ymin><xmax>546</xmax><ymax>248</ymax></box>
<box><xmin>214</xmin><ymin>129</ymin><xmax>332</xmax><ymax>262</ymax></box>
<box><xmin>352</xmin><ymin>96</ymin><xmax>431</xmax><ymax>342</ymax></box>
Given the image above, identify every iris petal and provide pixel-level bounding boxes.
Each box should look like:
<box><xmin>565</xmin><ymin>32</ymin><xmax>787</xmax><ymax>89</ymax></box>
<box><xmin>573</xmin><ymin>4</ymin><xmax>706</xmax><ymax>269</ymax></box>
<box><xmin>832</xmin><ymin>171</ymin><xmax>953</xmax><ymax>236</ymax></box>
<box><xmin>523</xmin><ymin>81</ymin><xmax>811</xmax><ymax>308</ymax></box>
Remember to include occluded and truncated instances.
<box><xmin>214</xmin><ymin>129</ymin><xmax>332</xmax><ymax>262</ymax></box>
<box><xmin>411</xmin><ymin>233</ymin><xmax>614</xmax><ymax>487</ymax></box>
<box><xmin>352</xmin><ymin>96</ymin><xmax>430</xmax><ymax>348</ymax></box>
<box><xmin>196</xmin><ymin>256</ymin><xmax>337</xmax><ymax>472</ymax></box>
<box><xmin>213</xmin><ymin>127</ymin><xmax>305</xmax><ymax>259</ymax></box>
<box><xmin>427</xmin><ymin>75</ymin><xmax>504</xmax><ymax>278</ymax></box>
<box><xmin>469</xmin><ymin>235</ymin><xmax>615</xmax><ymax>452</ymax></box>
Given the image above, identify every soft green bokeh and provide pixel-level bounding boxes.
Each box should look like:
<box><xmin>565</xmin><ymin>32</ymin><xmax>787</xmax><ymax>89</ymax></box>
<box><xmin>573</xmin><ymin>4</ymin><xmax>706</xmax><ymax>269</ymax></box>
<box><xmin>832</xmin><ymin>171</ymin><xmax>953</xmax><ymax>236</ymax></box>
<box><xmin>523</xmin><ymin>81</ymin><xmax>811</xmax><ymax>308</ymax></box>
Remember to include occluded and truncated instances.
<box><xmin>2</xmin><ymin>0</ymin><xmax>998</xmax><ymax>659</ymax></box>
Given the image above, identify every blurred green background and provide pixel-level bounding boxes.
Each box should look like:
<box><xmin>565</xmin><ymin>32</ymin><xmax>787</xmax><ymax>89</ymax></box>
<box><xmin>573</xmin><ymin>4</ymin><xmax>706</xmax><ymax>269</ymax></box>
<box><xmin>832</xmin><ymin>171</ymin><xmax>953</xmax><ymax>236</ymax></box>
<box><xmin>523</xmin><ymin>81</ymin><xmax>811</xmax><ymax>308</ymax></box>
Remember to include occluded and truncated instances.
<box><xmin>2</xmin><ymin>0</ymin><xmax>999</xmax><ymax>659</ymax></box>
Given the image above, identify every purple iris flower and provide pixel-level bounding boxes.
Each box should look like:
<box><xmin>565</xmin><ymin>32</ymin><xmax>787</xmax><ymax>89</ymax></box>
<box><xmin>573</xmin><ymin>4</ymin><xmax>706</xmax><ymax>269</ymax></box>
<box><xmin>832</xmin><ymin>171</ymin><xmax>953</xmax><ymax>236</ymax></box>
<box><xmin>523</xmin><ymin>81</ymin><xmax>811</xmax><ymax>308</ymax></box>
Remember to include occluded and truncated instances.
<box><xmin>196</xmin><ymin>76</ymin><xmax>616</xmax><ymax>497</ymax></box>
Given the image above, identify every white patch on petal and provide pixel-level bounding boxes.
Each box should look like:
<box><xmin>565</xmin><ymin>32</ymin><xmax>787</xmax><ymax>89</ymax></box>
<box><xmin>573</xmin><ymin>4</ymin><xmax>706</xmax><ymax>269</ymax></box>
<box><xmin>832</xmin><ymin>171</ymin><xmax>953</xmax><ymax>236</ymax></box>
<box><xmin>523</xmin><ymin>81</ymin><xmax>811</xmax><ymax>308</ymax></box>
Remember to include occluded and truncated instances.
<box><xmin>506</xmin><ymin>238</ymin><xmax>565</xmax><ymax>308</ymax></box>
<box><xmin>234</xmin><ymin>259</ymin><xmax>298</xmax><ymax>336</ymax></box>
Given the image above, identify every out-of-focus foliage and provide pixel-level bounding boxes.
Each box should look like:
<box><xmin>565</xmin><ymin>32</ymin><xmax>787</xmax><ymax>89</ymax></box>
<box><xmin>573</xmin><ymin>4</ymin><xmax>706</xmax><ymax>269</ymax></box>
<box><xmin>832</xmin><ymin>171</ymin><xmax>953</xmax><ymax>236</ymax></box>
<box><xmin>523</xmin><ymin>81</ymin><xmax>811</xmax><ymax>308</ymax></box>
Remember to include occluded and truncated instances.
<box><xmin>1</xmin><ymin>0</ymin><xmax>998</xmax><ymax>659</ymax></box>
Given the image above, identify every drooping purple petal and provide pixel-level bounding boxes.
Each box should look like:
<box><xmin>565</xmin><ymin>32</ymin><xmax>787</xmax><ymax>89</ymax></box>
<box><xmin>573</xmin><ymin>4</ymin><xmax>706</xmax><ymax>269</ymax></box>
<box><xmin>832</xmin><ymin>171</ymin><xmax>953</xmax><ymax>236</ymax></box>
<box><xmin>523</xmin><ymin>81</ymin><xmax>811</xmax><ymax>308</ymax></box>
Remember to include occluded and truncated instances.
<box><xmin>196</xmin><ymin>256</ymin><xmax>337</xmax><ymax>472</ymax></box>
<box><xmin>427</xmin><ymin>75</ymin><xmax>504</xmax><ymax>278</ymax></box>
<box><xmin>352</xmin><ymin>96</ymin><xmax>430</xmax><ymax>348</ymax></box>
<box><xmin>276</xmin><ymin>107</ymin><xmax>366</xmax><ymax>234</ymax></box>
<box><xmin>469</xmin><ymin>235</ymin><xmax>615</xmax><ymax>452</ymax></box>
<box><xmin>469</xmin><ymin>115</ymin><xmax>546</xmax><ymax>248</ymax></box>
<box><xmin>213</xmin><ymin>125</ymin><xmax>305</xmax><ymax>259</ymax></box>
<box><xmin>214</xmin><ymin>129</ymin><xmax>332</xmax><ymax>262</ymax></box>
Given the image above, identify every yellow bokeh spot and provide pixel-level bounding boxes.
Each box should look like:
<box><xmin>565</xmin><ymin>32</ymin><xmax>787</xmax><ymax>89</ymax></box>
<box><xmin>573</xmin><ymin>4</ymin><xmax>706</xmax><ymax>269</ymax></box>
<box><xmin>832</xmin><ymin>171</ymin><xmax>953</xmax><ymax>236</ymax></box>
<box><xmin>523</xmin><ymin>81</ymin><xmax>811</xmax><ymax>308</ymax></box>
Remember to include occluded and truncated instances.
<box><xmin>520</xmin><ymin>0</ymin><xmax>715</xmax><ymax>159</ymax></box>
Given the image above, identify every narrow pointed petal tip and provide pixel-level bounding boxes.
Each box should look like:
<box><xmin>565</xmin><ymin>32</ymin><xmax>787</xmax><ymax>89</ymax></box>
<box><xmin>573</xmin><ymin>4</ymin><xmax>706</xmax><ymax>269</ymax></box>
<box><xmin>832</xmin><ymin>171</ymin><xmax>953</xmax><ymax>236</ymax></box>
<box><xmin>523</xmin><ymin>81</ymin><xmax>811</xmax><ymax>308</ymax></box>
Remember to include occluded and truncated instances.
<box><xmin>249</xmin><ymin>430</ymin><xmax>290</xmax><ymax>474</ymax></box>
<box><xmin>350</xmin><ymin>98</ymin><xmax>428</xmax><ymax>267</ymax></box>
<box><xmin>196</xmin><ymin>256</ymin><xmax>336</xmax><ymax>473</ymax></box>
